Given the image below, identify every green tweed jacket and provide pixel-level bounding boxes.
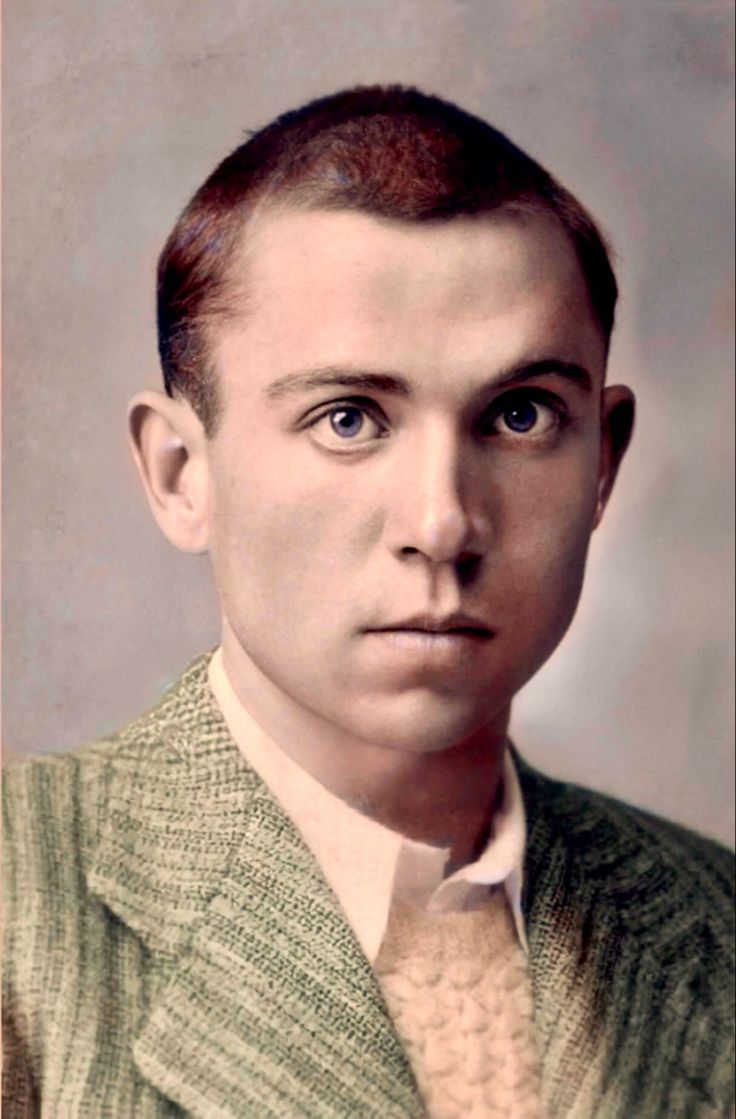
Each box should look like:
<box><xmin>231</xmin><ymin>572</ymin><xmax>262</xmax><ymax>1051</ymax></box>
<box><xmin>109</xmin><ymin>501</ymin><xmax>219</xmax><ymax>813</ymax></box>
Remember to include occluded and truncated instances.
<box><xmin>3</xmin><ymin>656</ymin><xmax>734</xmax><ymax>1118</ymax></box>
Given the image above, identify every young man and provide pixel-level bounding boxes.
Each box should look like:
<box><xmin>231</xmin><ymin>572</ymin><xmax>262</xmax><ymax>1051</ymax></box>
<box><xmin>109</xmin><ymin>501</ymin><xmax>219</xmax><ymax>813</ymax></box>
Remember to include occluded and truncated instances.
<box><xmin>4</xmin><ymin>86</ymin><xmax>734</xmax><ymax>1118</ymax></box>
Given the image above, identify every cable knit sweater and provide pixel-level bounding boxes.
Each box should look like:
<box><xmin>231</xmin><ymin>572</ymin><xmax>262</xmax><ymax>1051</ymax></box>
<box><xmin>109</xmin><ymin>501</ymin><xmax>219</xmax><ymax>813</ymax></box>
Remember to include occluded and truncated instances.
<box><xmin>375</xmin><ymin>892</ymin><xmax>543</xmax><ymax>1118</ymax></box>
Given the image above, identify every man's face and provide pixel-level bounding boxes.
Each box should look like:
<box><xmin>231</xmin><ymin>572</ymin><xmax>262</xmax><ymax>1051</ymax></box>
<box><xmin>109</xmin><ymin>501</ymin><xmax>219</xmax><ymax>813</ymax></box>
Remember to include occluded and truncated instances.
<box><xmin>205</xmin><ymin>209</ymin><xmax>615</xmax><ymax>754</ymax></box>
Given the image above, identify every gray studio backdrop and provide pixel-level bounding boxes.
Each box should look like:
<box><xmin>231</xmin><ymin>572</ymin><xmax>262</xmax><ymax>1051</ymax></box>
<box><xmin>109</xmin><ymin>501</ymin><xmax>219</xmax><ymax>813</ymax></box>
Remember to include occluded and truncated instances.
<box><xmin>4</xmin><ymin>1</ymin><xmax>734</xmax><ymax>845</ymax></box>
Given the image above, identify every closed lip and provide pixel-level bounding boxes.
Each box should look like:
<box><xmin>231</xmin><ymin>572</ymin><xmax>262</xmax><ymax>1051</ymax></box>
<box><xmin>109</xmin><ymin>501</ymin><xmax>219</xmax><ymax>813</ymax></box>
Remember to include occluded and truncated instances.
<box><xmin>367</xmin><ymin>612</ymin><xmax>493</xmax><ymax>636</ymax></box>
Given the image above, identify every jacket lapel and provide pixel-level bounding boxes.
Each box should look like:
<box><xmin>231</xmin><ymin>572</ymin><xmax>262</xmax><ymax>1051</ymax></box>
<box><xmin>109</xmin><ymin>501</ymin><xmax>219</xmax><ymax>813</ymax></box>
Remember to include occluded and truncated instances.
<box><xmin>517</xmin><ymin>756</ymin><xmax>619</xmax><ymax>1116</ymax></box>
<box><xmin>87</xmin><ymin>656</ymin><xmax>421</xmax><ymax>1118</ymax></box>
<box><xmin>516</xmin><ymin>754</ymin><xmax>726</xmax><ymax>1119</ymax></box>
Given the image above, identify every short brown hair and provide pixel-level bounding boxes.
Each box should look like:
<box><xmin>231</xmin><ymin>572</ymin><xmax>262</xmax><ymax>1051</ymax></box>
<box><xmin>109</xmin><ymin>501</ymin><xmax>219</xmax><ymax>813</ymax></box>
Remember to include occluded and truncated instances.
<box><xmin>158</xmin><ymin>85</ymin><xmax>618</xmax><ymax>434</ymax></box>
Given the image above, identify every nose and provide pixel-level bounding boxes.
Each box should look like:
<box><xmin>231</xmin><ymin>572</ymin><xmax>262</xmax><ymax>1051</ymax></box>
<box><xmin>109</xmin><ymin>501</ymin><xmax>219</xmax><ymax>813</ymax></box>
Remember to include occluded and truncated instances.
<box><xmin>384</xmin><ymin>424</ymin><xmax>490</xmax><ymax>566</ymax></box>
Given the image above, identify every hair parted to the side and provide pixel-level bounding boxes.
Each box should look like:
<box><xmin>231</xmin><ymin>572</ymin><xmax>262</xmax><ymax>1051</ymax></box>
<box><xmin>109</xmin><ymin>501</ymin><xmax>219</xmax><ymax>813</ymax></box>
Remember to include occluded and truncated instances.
<box><xmin>157</xmin><ymin>84</ymin><xmax>618</xmax><ymax>435</ymax></box>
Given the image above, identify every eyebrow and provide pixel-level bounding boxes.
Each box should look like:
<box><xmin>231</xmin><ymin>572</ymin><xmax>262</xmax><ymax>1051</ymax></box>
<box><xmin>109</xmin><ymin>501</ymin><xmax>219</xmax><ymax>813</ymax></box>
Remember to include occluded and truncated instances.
<box><xmin>265</xmin><ymin>368</ymin><xmax>411</xmax><ymax>401</ymax></box>
<box><xmin>264</xmin><ymin>358</ymin><xmax>593</xmax><ymax>402</ymax></box>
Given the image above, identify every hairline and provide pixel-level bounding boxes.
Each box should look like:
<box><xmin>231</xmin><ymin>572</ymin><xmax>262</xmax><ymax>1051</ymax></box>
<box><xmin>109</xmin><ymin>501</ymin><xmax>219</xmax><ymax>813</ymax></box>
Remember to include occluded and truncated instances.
<box><xmin>184</xmin><ymin>197</ymin><xmax>612</xmax><ymax>437</ymax></box>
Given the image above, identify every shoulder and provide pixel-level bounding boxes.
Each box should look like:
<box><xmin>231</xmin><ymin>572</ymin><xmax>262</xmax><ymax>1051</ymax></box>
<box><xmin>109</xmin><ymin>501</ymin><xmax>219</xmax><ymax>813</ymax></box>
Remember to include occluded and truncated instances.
<box><xmin>3</xmin><ymin>653</ymin><xmax>215</xmax><ymax>869</ymax></box>
<box><xmin>2</xmin><ymin>652</ymin><xmax>240</xmax><ymax>971</ymax></box>
<box><xmin>2</xmin><ymin>741</ymin><xmax>129</xmax><ymax>1097</ymax></box>
<box><xmin>4</xmin><ymin>726</ymin><xmax>169</xmax><ymax>886</ymax></box>
<box><xmin>517</xmin><ymin>761</ymin><xmax>735</xmax><ymax>1113</ymax></box>
<box><xmin>2</xmin><ymin>660</ymin><xmax>217</xmax><ymax>1085</ymax></box>
<box><xmin>3</xmin><ymin>657</ymin><xmax>207</xmax><ymax>934</ymax></box>
<box><xmin>3</xmin><ymin>738</ymin><xmax>118</xmax><ymax>908</ymax></box>
<box><xmin>518</xmin><ymin>756</ymin><xmax>734</xmax><ymax>947</ymax></box>
<box><xmin>572</xmin><ymin>773</ymin><xmax>730</xmax><ymax>881</ymax></box>
<box><xmin>547</xmin><ymin>769</ymin><xmax>732</xmax><ymax>873</ymax></box>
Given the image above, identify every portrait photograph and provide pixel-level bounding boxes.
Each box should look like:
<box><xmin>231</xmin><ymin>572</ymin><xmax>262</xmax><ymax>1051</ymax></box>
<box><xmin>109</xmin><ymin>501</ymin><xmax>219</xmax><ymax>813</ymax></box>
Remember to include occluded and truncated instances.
<box><xmin>3</xmin><ymin>2</ymin><xmax>734</xmax><ymax>1117</ymax></box>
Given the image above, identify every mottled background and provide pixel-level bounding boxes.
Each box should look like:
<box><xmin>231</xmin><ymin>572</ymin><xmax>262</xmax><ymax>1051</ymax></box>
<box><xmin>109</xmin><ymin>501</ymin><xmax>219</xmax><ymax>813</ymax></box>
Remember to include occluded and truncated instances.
<box><xmin>4</xmin><ymin>0</ymin><xmax>734</xmax><ymax>845</ymax></box>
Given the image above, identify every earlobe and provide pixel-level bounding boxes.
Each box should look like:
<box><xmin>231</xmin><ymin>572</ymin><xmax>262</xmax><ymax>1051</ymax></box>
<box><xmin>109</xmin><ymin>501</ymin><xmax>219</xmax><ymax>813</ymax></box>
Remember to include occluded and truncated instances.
<box><xmin>594</xmin><ymin>385</ymin><xmax>636</xmax><ymax>528</ymax></box>
<box><xmin>127</xmin><ymin>390</ymin><xmax>210</xmax><ymax>553</ymax></box>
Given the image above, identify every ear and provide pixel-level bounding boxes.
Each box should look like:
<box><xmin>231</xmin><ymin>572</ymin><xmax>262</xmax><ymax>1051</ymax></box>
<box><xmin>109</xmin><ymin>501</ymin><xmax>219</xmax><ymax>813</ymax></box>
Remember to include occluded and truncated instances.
<box><xmin>594</xmin><ymin>384</ymin><xmax>636</xmax><ymax>528</ymax></box>
<box><xmin>128</xmin><ymin>390</ymin><xmax>210</xmax><ymax>553</ymax></box>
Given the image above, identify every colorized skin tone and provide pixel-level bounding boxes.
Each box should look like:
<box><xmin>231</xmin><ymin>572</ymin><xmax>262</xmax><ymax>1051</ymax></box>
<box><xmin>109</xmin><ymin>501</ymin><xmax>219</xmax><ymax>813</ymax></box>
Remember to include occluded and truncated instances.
<box><xmin>130</xmin><ymin>208</ymin><xmax>633</xmax><ymax>849</ymax></box>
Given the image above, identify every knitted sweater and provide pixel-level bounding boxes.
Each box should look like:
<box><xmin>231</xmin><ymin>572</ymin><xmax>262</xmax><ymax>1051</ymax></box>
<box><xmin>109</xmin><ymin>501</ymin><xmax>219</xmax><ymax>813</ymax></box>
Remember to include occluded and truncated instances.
<box><xmin>375</xmin><ymin>893</ymin><xmax>543</xmax><ymax>1118</ymax></box>
<box><xmin>3</xmin><ymin>654</ymin><xmax>735</xmax><ymax>1117</ymax></box>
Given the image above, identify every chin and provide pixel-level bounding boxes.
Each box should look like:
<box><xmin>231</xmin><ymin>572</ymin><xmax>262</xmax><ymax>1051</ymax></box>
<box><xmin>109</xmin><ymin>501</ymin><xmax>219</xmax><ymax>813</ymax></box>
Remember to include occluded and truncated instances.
<box><xmin>346</xmin><ymin>688</ymin><xmax>505</xmax><ymax>756</ymax></box>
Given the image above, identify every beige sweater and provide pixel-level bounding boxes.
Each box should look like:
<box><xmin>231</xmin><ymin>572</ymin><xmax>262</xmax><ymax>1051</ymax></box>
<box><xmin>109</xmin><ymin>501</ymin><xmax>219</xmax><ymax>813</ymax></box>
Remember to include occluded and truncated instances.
<box><xmin>375</xmin><ymin>889</ymin><xmax>544</xmax><ymax>1119</ymax></box>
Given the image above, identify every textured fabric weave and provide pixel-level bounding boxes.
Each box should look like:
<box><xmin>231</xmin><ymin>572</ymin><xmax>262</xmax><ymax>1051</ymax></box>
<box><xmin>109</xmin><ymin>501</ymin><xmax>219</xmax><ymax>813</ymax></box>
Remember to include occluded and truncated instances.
<box><xmin>208</xmin><ymin>644</ymin><xmax>528</xmax><ymax>961</ymax></box>
<box><xmin>3</xmin><ymin>653</ymin><xmax>735</xmax><ymax>1118</ymax></box>
<box><xmin>374</xmin><ymin>892</ymin><xmax>543</xmax><ymax>1118</ymax></box>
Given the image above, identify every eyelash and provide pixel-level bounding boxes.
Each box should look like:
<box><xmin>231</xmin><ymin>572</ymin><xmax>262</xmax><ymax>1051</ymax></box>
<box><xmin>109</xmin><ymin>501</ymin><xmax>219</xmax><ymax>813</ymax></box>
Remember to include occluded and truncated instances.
<box><xmin>480</xmin><ymin>389</ymin><xmax>570</xmax><ymax>438</ymax></box>
<box><xmin>305</xmin><ymin>397</ymin><xmax>389</xmax><ymax>448</ymax></box>
<box><xmin>304</xmin><ymin>389</ymin><xmax>569</xmax><ymax>449</ymax></box>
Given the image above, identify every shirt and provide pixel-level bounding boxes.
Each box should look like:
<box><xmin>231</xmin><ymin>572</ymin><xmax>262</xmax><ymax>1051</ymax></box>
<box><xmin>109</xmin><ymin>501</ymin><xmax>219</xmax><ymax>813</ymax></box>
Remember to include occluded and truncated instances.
<box><xmin>208</xmin><ymin>647</ymin><xmax>528</xmax><ymax>962</ymax></box>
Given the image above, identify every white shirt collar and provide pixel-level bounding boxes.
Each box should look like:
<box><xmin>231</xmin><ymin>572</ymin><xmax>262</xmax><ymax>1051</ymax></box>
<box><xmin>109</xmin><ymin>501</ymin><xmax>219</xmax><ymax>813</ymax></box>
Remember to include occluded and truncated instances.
<box><xmin>208</xmin><ymin>647</ymin><xmax>528</xmax><ymax>962</ymax></box>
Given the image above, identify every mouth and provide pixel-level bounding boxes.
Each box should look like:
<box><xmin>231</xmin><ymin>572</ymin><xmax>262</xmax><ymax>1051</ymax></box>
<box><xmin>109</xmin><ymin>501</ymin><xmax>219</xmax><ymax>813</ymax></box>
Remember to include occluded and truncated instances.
<box><xmin>366</xmin><ymin>612</ymin><xmax>494</xmax><ymax>639</ymax></box>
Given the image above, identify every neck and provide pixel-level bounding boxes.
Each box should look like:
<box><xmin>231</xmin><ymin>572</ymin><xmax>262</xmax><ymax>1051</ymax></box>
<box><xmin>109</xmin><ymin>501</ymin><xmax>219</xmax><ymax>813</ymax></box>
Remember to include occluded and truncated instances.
<box><xmin>220</xmin><ymin>631</ymin><xmax>509</xmax><ymax>859</ymax></box>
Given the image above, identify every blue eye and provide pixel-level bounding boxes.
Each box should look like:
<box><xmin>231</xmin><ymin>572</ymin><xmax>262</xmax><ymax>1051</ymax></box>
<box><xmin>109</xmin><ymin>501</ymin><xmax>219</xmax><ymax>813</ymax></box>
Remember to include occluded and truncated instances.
<box><xmin>329</xmin><ymin>406</ymin><xmax>365</xmax><ymax>439</ymax></box>
<box><xmin>502</xmin><ymin>400</ymin><xmax>539</xmax><ymax>433</ymax></box>
<box><xmin>483</xmin><ymin>393</ymin><xmax>561</xmax><ymax>439</ymax></box>
<box><xmin>307</xmin><ymin>401</ymin><xmax>387</xmax><ymax>452</ymax></box>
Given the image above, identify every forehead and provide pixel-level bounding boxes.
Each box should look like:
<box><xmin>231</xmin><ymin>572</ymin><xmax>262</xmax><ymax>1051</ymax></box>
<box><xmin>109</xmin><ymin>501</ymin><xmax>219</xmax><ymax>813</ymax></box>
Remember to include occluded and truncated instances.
<box><xmin>216</xmin><ymin>207</ymin><xmax>605</xmax><ymax>391</ymax></box>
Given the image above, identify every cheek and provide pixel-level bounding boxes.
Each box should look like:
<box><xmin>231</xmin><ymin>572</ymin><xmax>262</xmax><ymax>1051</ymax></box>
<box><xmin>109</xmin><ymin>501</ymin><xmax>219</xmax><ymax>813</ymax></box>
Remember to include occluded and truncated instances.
<box><xmin>496</xmin><ymin>454</ymin><xmax>599</xmax><ymax>615</ymax></box>
<box><xmin>211</xmin><ymin>456</ymin><xmax>369</xmax><ymax>606</ymax></box>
